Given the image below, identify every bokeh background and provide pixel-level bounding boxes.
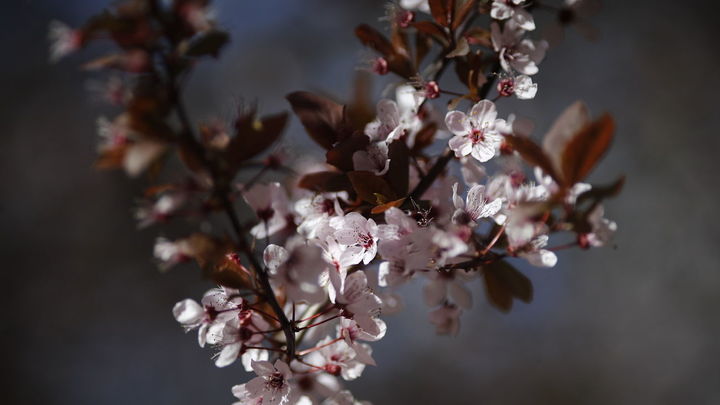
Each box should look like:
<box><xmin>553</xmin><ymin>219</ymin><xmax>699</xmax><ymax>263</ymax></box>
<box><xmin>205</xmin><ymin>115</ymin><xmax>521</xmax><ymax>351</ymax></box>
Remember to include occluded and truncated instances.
<box><xmin>3</xmin><ymin>0</ymin><xmax>720</xmax><ymax>404</ymax></box>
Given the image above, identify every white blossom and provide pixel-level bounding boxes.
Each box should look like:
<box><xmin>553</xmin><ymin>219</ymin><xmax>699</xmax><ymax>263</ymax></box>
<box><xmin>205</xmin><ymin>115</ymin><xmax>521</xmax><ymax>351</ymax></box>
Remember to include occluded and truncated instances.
<box><xmin>242</xmin><ymin>182</ymin><xmax>292</xmax><ymax>239</ymax></box>
<box><xmin>446</xmin><ymin>100</ymin><xmax>505</xmax><ymax>163</ymax></box>
<box><xmin>491</xmin><ymin>21</ymin><xmax>548</xmax><ymax>75</ymax></box>
<box><xmin>428</xmin><ymin>303</ymin><xmax>462</xmax><ymax>336</ymax></box>
<box><xmin>491</xmin><ymin>0</ymin><xmax>535</xmax><ymax>31</ymax></box>
<box><xmin>233</xmin><ymin>360</ymin><xmax>295</xmax><ymax>405</ymax></box>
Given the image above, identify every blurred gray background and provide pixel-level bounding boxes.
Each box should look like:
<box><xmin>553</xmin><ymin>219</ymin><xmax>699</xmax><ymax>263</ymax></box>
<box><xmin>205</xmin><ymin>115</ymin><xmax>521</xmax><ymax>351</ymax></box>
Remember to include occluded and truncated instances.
<box><xmin>3</xmin><ymin>0</ymin><xmax>720</xmax><ymax>404</ymax></box>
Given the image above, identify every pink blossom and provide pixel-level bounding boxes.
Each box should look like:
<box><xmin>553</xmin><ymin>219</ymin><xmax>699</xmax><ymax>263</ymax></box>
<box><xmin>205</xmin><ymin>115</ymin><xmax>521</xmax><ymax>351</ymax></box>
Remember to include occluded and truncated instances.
<box><xmin>491</xmin><ymin>21</ymin><xmax>548</xmax><ymax>75</ymax></box>
<box><xmin>306</xmin><ymin>337</ymin><xmax>369</xmax><ymax>380</ymax></box>
<box><xmin>451</xmin><ymin>182</ymin><xmax>503</xmax><ymax>227</ymax></box>
<box><xmin>446</xmin><ymin>100</ymin><xmax>505</xmax><ymax>163</ymax></box>
<box><xmin>233</xmin><ymin>360</ymin><xmax>295</xmax><ymax>405</ymax></box>
<box><xmin>428</xmin><ymin>303</ymin><xmax>462</xmax><ymax>336</ymax></box>
<box><xmin>48</xmin><ymin>21</ymin><xmax>83</xmax><ymax>62</ymax></box>
<box><xmin>491</xmin><ymin>0</ymin><xmax>535</xmax><ymax>31</ymax></box>
<box><xmin>584</xmin><ymin>204</ymin><xmax>617</xmax><ymax>247</ymax></box>
<box><xmin>333</xmin><ymin>213</ymin><xmax>379</xmax><ymax>265</ymax></box>
<box><xmin>208</xmin><ymin>309</ymin><xmax>270</xmax><ymax>369</ymax></box>
<box><xmin>242</xmin><ymin>182</ymin><xmax>292</xmax><ymax>239</ymax></box>
<box><xmin>337</xmin><ymin>318</ymin><xmax>386</xmax><ymax>366</ymax></box>
<box><xmin>172</xmin><ymin>287</ymin><xmax>243</xmax><ymax>347</ymax></box>
<box><xmin>154</xmin><ymin>237</ymin><xmax>195</xmax><ymax>271</ymax></box>
<box><xmin>263</xmin><ymin>238</ymin><xmax>327</xmax><ymax>304</ymax></box>
<box><xmin>329</xmin><ymin>271</ymin><xmax>383</xmax><ymax>336</ymax></box>
<box><xmin>423</xmin><ymin>269</ymin><xmax>475</xmax><ymax>309</ymax></box>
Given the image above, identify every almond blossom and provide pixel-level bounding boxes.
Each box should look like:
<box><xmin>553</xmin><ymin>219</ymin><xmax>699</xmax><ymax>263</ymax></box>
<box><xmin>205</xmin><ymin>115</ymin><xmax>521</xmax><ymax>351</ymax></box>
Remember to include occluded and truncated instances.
<box><xmin>333</xmin><ymin>213</ymin><xmax>379</xmax><ymax>265</ymax></box>
<box><xmin>364</xmin><ymin>85</ymin><xmax>423</xmax><ymax>145</ymax></box>
<box><xmin>497</xmin><ymin>74</ymin><xmax>538</xmax><ymax>100</ymax></box>
<box><xmin>352</xmin><ymin>141</ymin><xmax>390</xmax><ymax>175</ymax></box>
<box><xmin>446</xmin><ymin>100</ymin><xmax>506</xmax><ymax>163</ymax></box>
<box><xmin>451</xmin><ymin>182</ymin><xmax>503</xmax><ymax>227</ymax></box>
<box><xmin>329</xmin><ymin>271</ymin><xmax>383</xmax><ymax>336</ymax></box>
<box><xmin>264</xmin><ymin>239</ymin><xmax>327</xmax><ymax>304</ymax></box>
<box><xmin>306</xmin><ymin>336</ymin><xmax>369</xmax><ymax>380</ymax></box>
<box><xmin>584</xmin><ymin>204</ymin><xmax>617</xmax><ymax>247</ymax></box>
<box><xmin>428</xmin><ymin>303</ymin><xmax>462</xmax><ymax>336</ymax></box>
<box><xmin>233</xmin><ymin>360</ymin><xmax>296</xmax><ymax>405</ymax></box>
<box><xmin>172</xmin><ymin>286</ymin><xmax>242</xmax><ymax>347</ymax></box>
<box><xmin>48</xmin><ymin>20</ymin><xmax>82</xmax><ymax>62</ymax></box>
<box><xmin>423</xmin><ymin>268</ymin><xmax>475</xmax><ymax>309</ymax></box>
<box><xmin>515</xmin><ymin>234</ymin><xmax>558</xmax><ymax>268</ymax></box>
<box><xmin>491</xmin><ymin>21</ymin><xmax>548</xmax><ymax>75</ymax></box>
<box><xmin>242</xmin><ymin>182</ymin><xmax>292</xmax><ymax>239</ymax></box>
<box><xmin>336</xmin><ymin>318</ymin><xmax>386</xmax><ymax>366</ymax></box>
<box><xmin>208</xmin><ymin>310</ymin><xmax>271</xmax><ymax>368</ymax></box>
<box><xmin>295</xmin><ymin>192</ymin><xmax>346</xmax><ymax>238</ymax></box>
<box><xmin>154</xmin><ymin>237</ymin><xmax>195</xmax><ymax>270</ymax></box>
<box><xmin>491</xmin><ymin>0</ymin><xmax>535</xmax><ymax>31</ymax></box>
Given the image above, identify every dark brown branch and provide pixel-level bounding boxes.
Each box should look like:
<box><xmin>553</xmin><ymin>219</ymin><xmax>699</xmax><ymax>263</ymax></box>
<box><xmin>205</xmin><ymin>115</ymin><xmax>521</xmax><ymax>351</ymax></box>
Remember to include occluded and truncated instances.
<box><xmin>149</xmin><ymin>2</ymin><xmax>297</xmax><ymax>360</ymax></box>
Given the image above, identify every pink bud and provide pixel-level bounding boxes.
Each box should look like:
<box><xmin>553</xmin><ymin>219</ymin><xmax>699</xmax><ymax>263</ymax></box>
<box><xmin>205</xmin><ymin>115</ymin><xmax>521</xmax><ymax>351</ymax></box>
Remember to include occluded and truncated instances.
<box><xmin>372</xmin><ymin>57</ymin><xmax>389</xmax><ymax>75</ymax></box>
<box><xmin>497</xmin><ymin>78</ymin><xmax>515</xmax><ymax>97</ymax></box>
<box><xmin>397</xmin><ymin>10</ymin><xmax>415</xmax><ymax>28</ymax></box>
<box><xmin>425</xmin><ymin>81</ymin><xmax>440</xmax><ymax>99</ymax></box>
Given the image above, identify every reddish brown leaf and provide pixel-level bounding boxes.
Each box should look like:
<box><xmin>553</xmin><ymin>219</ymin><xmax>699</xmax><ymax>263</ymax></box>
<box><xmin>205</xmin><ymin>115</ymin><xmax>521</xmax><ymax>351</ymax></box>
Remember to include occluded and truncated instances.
<box><xmin>504</xmin><ymin>135</ymin><xmax>563</xmax><ymax>186</ymax></box>
<box><xmin>411</xmin><ymin>122</ymin><xmax>438</xmax><ymax>154</ymax></box>
<box><xmin>483</xmin><ymin>269</ymin><xmax>513</xmax><ymax>312</ymax></box>
<box><xmin>355</xmin><ymin>24</ymin><xmax>414</xmax><ymax>79</ymax></box>
<box><xmin>348</xmin><ymin>171</ymin><xmax>397</xmax><ymax>204</ymax></box>
<box><xmin>188</xmin><ymin>233</ymin><xmax>253</xmax><ymax>290</ymax></box>
<box><xmin>412</xmin><ymin>21</ymin><xmax>449</xmax><ymax>45</ymax></box>
<box><xmin>181</xmin><ymin>29</ymin><xmax>230</xmax><ymax>58</ymax></box>
<box><xmin>326</xmin><ymin>133</ymin><xmax>370</xmax><ymax>172</ymax></box>
<box><xmin>297</xmin><ymin>171</ymin><xmax>353</xmax><ymax>193</ymax></box>
<box><xmin>287</xmin><ymin>92</ymin><xmax>346</xmax><ymax>150</ymax></box>
<box><xmin>390</xmin><ymin>23</ymin><xmax>411</xmax><ymax>61</ymax></box>
<box><xmin>429</xmin><ymin>0</ymin><xmax>454</xmax><ymax>27</ymax></box>
<box><xmin>177</xmin><ymin>142</ymin><xmax>206</xmax><ymax>174</ymax></box>
<box><xmin>561</xmin><ymin>113</ymin><xmax>615</xmax><ymax>185</ymax></box>
<box><xmin>452</xmin><ymin>0</ymin><xmax>478</xmax><ymax>30</ymax></box>
<box><xmin>226</xmin><ymin>112</ymin><xmax>288</xmax><ymax>170</ymax></box>
<box><xmin>355</xmin><ymin>24</ymin><xmax>395</xmax><ymax>57</ymax></box>
<box><xmin>482</xmin><ymin>259</ymin><xmax>533</xmax><ymax>312</ymax></box>
<box><xmin>464</xmin><ymin>27</ymin><xmax>492</xmax><ymax>48</ymax></box>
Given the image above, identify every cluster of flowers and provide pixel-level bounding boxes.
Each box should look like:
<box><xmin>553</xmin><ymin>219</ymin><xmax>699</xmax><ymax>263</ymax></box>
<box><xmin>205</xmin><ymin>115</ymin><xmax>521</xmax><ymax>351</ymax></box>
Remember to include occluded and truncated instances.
<box><xmin>54</xmin><ymin>0</ymin><xmax>617</xmax><ymax>403</ymax></box>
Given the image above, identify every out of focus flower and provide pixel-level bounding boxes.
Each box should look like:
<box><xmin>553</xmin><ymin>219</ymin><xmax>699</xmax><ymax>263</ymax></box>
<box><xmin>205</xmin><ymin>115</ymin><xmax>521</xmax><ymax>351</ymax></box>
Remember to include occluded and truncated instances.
<box><xmin>264</xmin><ymin>239</ymin><xmax>327</xmax><ymax>304</ymax></box>
<box><xmin>153</xmin><ymin>237</ymin><xmax>195</xmax><ymax>271</ymax></box>
<box><xmin>428</xmin><ymin>303</ymin><xmax>462</xmax><ymax>336</ymax></box>
<box><xmin>233</xmin><ymin>360</ymin><xmax>295</xmax><ymax>405</ymax></box>
<box><xmin>48</xmin><ymin>21</ymin><xmax>83</xmax><ymax>62</ymax></box>
<box><xmin>491</xmin><ymin>21</ymin><xmax>548</xmax><ymax>75</ymax></box>
<box><xmin>306</xmin><ymin>336</ymin><xmax>369</xmax><ymax>380</ymax></box>
<box><xmin>491</xmin><ymin>0</ymin><xmax>535</xmax><ymax>31</ymax></box>
<box><xmin>242</xmin><ymin>182</ymin><xmax>292</xmax><ymax>239</ymax></box>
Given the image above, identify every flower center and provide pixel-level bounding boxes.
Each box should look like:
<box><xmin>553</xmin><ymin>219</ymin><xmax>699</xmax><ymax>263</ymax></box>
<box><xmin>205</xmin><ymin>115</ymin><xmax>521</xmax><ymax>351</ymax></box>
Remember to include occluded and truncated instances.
<box><xmin>267</xmin><ymin>372</ymin><xmax>285</xmax><ymax>390</ymax></box>
<box><xmin>320</xmin><ymin>198</ymin><xmax>336</xmax><ymax>215</ymax></box>
<box><xmin>359</xmin><ymin>233</ymin><xmax>374</xmax><ymax>249</ymax></box>
<box><xmin>470</xmin><ymin>128</ymin><xmax>485</xmax><ymax>144</ymax></box>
